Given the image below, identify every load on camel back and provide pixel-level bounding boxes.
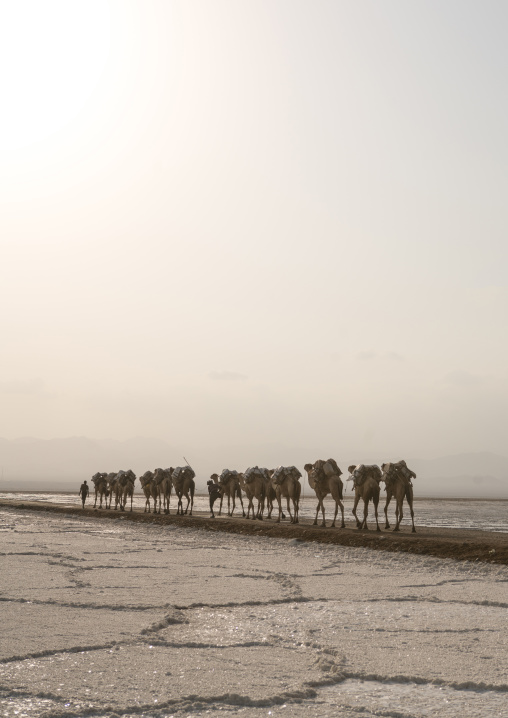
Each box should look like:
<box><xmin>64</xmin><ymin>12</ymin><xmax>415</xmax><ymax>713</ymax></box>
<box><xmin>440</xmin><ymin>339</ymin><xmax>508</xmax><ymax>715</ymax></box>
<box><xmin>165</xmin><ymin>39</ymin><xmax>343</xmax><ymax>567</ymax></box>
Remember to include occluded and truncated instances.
<box><xmin>242</xmin><ymin>466</ymin><xmax>269</xmax><ymax>483</ymax></box>
<box><xmin>271</xmin><ymin>465</ymin><xmax>302</xmax><ymax>485</ymax></box>
<box><xmin>219</xmin><ymin>468</ymin><xmax>240</xmax><ymax>484</ymax></box>
<box><xmin>348</xmin><ymin>464</ymin><xmax>383</xmax><ymax>488</ymax></box>
<box><xmin>381</xmin><ymin>460</ymin><xmax>416</xmax><ymax>489</ymax></box>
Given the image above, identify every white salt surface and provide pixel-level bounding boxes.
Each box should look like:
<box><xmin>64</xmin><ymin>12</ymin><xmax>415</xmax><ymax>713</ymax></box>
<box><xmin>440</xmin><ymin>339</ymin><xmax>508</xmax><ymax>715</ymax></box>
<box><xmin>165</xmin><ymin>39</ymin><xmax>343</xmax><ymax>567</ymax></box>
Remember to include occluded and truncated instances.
<box><xmin>0</xmin><ymin>508</ymin><xmax>507</xmax><ymax>718</ymax></box>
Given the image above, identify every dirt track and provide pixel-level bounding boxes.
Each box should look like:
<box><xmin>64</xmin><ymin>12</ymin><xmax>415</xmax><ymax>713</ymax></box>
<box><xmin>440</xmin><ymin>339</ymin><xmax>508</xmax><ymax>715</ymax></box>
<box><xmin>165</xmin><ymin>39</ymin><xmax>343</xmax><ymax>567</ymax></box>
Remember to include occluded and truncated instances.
<box><xmin>1</xmin><ymin>498</ymin><xmax>507</xmax><ymax>565</ymax></box>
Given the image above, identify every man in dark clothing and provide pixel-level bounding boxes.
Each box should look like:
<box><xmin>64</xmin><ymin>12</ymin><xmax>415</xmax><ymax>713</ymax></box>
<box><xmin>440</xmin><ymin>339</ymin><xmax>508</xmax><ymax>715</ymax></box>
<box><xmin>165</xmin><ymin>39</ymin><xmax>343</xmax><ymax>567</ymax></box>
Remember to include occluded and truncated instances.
<box><xmin>207</xmin><ymin>476</ymin><xmax>222</xmax><ymax>518</ymax></box>
<box><xmin>79</xmin><ymin>480</ymin><xmax>89</xmax><ymax>509</ymax></box>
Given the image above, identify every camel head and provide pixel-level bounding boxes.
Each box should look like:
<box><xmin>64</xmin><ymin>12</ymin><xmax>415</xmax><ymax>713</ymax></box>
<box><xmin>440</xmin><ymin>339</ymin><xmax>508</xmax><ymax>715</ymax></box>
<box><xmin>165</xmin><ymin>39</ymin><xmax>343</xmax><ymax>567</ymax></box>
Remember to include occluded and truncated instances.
<box><xmin>347</xmin><ymin>465</ymin><xmax>357</xmax><ymax>475</ymax></box>
<box><xmin>210</xmin><ymin>473</ymin><xmax>219</xmax><ymax>483</ymax></box>
<box><xmin>304</xmin><ymin>463</ymin><xmax>317</xmax><ymax>489</ymax></box>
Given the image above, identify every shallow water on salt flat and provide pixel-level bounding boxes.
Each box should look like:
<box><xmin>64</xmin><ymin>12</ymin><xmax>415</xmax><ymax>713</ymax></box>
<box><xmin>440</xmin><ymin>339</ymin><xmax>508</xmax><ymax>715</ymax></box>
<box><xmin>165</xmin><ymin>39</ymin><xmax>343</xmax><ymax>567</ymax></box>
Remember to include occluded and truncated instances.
<box><xmin>2</xmin><ymin>492</ymin><xmax>507</xmax><ymax>532</ymax></box>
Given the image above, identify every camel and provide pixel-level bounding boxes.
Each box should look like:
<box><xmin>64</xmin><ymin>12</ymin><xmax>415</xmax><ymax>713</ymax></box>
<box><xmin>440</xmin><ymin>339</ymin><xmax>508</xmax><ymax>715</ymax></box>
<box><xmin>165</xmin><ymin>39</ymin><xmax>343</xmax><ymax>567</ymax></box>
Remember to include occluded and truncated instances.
<box><xmin>381</xmin><ymin>460</ymin><xmax>416</xmax><ymax>532</ymax></box>
<box><xmin>117</xmin><ymin>469</ymin><xmax>136</xmax><ymax>512</ymax></box>
<box><xmin>304</xmin><ymin>459</ymin><xmax>345</xmax><ymax>528</ymax></box>
<box><xmin>272</xmin><ymin>466</ymin><xmax>302</xmax><ymax>524</ymax></box>
<box><xmin>261</xmin><ymin>469</ymin><xmax>286</xmax><ymax>520</ymax></box>
<box><xmin>217</xmin><ymin>469</ymin><xmax>245</xmax><ymax>517</ymax></box>
<box><xmin>240</xmin><ymin>467</ymin><xmax>266</xmax><ymax>520</ymax></box>
<box><xmin>139</xmin><ymin>470</ymin><xmax>159</xmax><ymax>513</ymax></box>
<box><xmin>348</xmin><ymin>464</ymin><xmax>383</xmax><ymax>530</ymax></box>
<box><xmin>106</xmin><ymin>472</ymin><xmax>120</xmax><ymax>509</ymax></box>
<box><xmin>154</xmin><ymin>467</ymin><xmax>173</xmax><ymax>514</ymax></box>
<box><xmin>262</xmin><ymin>469</ymin><xmax>276</xmax><ymax>519</ymax></box>
<box><xmin>172</xmin><ymin>465</ymin><xmax>195</xmax><ymax>515</ymax></box>
<box><xmin>91</xmin><ymin>472</ymin><xmax>108</xmax><ymax>509</ymax></box>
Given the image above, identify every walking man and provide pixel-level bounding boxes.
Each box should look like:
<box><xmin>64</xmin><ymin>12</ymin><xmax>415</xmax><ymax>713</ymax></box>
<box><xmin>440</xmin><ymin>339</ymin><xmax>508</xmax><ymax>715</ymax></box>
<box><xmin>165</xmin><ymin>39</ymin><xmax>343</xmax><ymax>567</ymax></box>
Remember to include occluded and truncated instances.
<box><xmin>79</xmin><ymin>480</ymin><xmax>89</xmax><ymax>509</ymax></box>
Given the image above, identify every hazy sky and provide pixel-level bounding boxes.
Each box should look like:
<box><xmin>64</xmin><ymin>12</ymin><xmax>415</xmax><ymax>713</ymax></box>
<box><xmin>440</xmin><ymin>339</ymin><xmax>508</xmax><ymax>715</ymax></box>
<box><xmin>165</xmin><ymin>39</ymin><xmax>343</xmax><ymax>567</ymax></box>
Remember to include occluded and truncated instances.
<box><xmin>1</xmin><ymin>0</ymin><xmax>507</xmax><ymax>461</ymax></box>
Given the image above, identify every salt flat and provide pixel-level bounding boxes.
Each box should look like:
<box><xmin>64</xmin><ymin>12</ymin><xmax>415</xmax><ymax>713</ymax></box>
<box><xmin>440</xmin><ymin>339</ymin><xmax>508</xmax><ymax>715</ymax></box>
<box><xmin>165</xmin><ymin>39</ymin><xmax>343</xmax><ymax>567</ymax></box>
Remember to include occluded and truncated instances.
<box><xmin>0</xmin><ymin>507</ymin><xmax>507</xmax><ymax>717</ymax></box>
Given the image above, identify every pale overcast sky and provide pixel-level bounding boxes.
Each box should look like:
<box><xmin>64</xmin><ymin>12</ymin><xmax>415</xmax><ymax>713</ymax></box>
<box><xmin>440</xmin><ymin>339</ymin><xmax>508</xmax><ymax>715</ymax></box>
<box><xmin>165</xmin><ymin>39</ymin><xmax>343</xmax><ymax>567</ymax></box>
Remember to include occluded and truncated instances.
<box><xmin>1</xmin><ymin>0</ymin><xmax>507</xmax><ymax>461</ymax></box>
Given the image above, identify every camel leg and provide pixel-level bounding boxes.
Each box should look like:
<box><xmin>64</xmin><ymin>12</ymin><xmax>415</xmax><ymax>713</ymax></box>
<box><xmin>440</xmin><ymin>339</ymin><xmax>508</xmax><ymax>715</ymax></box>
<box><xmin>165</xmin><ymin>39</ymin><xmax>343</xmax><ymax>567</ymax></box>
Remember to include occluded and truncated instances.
<box><xmin>352</xmin><ymin>494</ymin><xmax>362</xmax><ymax>528</ymax></box>
<box><xmin>394</xmin><ymin>500</ymin><xmax>403</xmax><ymax>531</ymax></box>
<box><xmin>276</xmin><ymin>495</ymin><xmax>282</xmax><ymax>523</ymax></box>
<box><xmin>313</xmin><ymin>501</ymin><xmax>320</xmax><ymax>526</ymax></box>
<box><xmin>257</xmin><ymin>499</ymin><xmax>263</xmax><ymax>520</ymax></box>
<box><xmin>236</xmin><ymin>488</ymin><xmax>246</xmax><ymax>517</ymax></box>
<box><xmin>231</xmin><ymin>491</ymin><xmax>236</xmax><ymax>517</ymax></box>
<box><xmin>338</xmin><ymin>500</ymin><xmax>345</xmax><ymax>528</ymax></box>
<box><xmin>406</xmin><ymin>486</ymin><xmax>416</xmax><ymax>533</ymax></box>
<box><xmin>374</xmin><ymin>497</ymin><xmax>381</xmax><ymax>531</ymax></box>
<box><xmin>320</xmin><ymin>499</ymin><xmax>326</xmax><ymax>528</ymax></box>
<box><xmin>219</xmin><ymin>494</ymin><xmax>224</xmax><ymax>516</ymax></box>
<box><xmin>361</xmin><ymin>499</ymin><xmax>369</xmax><ymax>530</ymax></box>
<box><xmin>384</xmin><ymin>494</ymin><xmax>392</xmax><ymax>529</ymax></box>
<box><xmin>331</xmin><ymin>501</ymin><xmax>338</xmax><ymax>528</ymax></box>
<box><xmin>286</xmin><ymin>495</ymin><xmax>294</xmax><ymax>523</ymax></box>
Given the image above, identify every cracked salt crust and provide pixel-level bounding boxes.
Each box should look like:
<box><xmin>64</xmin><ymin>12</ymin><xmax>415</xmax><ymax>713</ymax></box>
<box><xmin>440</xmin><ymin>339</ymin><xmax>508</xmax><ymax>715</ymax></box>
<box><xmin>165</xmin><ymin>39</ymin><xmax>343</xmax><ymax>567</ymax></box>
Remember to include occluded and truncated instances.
<box><xmin>0</xmin><ymin>507</ymin><xmax>507</xmax><ymax>717</ymax></box>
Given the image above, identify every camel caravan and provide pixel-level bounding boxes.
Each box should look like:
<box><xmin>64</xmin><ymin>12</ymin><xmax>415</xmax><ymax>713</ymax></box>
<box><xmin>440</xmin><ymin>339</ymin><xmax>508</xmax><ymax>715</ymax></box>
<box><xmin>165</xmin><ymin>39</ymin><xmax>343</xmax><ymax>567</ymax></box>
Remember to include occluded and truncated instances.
<box><xmin>89</xmin><ymin>458</ymin><xmax>417</xmax><ymax>532</ymax></box>
<box><xmin>91</xmin><ymin>465</ymin><xmax>196</xmax><ymax>515</ymax></box>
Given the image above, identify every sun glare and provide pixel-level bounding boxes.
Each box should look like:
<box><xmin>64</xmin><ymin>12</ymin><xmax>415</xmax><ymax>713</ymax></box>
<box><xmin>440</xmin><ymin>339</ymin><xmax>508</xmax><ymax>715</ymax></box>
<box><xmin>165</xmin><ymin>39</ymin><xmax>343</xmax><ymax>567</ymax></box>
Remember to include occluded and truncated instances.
<box><xmin>0</xmin><ymin>0</ymin><xmax>110</xmax><ymax>151</ymax></box>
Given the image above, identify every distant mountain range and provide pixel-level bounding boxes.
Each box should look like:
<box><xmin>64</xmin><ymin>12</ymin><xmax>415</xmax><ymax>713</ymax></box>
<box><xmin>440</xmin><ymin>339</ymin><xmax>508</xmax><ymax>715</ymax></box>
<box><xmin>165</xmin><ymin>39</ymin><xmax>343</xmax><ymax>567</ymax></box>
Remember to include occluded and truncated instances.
<box><xmin>0</xmin><ymin>437</ymin><xmax>507</xmax><ymax>498</ymax></box>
